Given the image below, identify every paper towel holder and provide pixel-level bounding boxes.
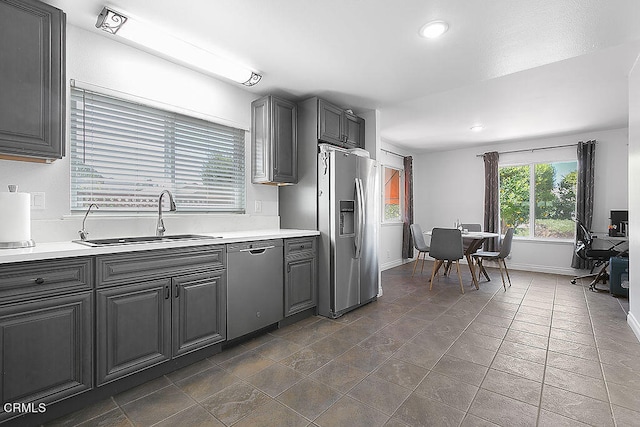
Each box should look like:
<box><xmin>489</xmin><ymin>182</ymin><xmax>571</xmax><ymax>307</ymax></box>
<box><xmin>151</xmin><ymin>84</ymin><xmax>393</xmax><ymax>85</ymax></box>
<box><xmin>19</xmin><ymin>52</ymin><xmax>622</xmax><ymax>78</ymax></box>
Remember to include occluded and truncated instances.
<box><xmin>0</xmin><ymin>184</ymin><xmax>36</xmax><ymax>249</ymax></box>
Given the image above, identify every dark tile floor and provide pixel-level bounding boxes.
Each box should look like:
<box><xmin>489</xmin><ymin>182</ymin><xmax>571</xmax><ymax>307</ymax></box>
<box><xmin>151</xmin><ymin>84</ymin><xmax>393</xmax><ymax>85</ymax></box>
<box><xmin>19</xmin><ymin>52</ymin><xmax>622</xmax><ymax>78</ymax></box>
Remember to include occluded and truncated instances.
<box><xmin>45</xmin><ymin>262</ymin><xmax>639</xmax><ymax>427</ymax></box>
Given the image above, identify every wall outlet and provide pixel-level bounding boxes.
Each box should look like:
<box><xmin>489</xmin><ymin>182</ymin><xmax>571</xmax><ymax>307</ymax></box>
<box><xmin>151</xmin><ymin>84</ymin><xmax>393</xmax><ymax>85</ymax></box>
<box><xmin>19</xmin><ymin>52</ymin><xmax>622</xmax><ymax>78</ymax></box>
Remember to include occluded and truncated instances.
<box><xmin>254</xmin><ymin>200</ymin><xmax>262</xmax><ymax>213</ymax></box>
<box><xmin>31</xmin><ymin>192</ymin><xmax>45</xmax><ymax>210</ymax></box>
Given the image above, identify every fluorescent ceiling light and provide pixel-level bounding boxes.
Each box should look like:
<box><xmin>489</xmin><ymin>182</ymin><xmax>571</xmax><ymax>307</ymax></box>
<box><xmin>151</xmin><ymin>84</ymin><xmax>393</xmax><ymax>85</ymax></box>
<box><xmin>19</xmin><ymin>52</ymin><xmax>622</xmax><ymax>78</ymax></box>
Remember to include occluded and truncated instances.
<box><xmin>95</xmin><ymin>7</ymin><xmax>261</xmax><ymax>86</ymax></box>
<box><xmin>419</xmin><ymin>20</ymin><xmax>449</xmax><ymax>39</ymax></box>
<box><xmin>470</xmin><ymin>125</ymin><xmax>484</xmax><ymax>132</ymax></box>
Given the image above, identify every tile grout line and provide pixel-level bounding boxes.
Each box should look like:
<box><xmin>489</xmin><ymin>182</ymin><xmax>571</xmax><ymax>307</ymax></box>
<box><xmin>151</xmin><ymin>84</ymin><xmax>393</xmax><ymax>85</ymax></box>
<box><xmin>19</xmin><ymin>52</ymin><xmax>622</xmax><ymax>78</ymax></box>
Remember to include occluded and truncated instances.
<box><xmin>583</xmin><ymin>282</ymin><xmax>619</xmax><ymax>427</ymax></box>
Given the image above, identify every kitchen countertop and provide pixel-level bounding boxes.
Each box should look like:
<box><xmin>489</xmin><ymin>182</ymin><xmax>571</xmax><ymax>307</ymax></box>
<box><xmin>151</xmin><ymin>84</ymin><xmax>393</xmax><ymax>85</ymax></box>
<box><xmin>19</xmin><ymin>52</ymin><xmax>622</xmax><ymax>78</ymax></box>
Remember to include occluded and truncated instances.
<box><xmin>0</xmin><ymin>229</ymin><xmax>319</xmax><ymax>264</ymax></box>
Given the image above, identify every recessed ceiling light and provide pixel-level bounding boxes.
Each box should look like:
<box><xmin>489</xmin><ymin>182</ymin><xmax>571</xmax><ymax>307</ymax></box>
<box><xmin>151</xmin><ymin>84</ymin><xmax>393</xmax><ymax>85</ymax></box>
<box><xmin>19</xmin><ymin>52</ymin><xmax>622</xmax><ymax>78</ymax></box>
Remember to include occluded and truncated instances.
<box><xmin>470</xmin><ymin>125</ymin><xmax>484</xmax><ymax>132</ymax></box>
<box><xmin>419</xmin><ymin>20</ymin><xmax>449</xmax><ymax>39</ymax></box>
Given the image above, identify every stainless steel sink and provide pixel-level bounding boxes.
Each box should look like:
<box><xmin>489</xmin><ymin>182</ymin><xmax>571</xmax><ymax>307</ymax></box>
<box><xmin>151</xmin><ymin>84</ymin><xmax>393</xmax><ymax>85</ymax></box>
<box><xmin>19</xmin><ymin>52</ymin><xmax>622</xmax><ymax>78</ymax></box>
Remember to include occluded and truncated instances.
<box><xmin>73</xmin><ymin>234</ymin><xmax>220</xmax><ymax>247</ymax></box>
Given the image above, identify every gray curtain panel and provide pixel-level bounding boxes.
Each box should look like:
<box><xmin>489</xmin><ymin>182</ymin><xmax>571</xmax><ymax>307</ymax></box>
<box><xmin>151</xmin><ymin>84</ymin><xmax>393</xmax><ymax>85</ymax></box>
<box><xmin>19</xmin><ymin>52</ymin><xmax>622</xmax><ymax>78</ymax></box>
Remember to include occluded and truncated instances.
<box><xmin>402</xmin><ymin>156</ymin><xmax>414</xmax><ymax>259</ymax></box>
<box><xmin>572</xmin><ymin>140</ymin><xmax>596</xmax><ymax>269</ymax></box>
<box><xmin>483</xmin><ymin>151</ymin><xmax>500</xmax><ymax>251</ymax></box>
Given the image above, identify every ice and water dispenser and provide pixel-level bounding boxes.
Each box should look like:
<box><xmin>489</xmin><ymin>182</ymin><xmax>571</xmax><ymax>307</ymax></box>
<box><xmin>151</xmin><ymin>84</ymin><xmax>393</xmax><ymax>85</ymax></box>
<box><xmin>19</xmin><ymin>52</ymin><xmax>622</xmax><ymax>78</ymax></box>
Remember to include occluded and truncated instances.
<box><xmin>339</xmin><ymin>200</ymin><xmax>355</xmax><ymax>236</ymax></box>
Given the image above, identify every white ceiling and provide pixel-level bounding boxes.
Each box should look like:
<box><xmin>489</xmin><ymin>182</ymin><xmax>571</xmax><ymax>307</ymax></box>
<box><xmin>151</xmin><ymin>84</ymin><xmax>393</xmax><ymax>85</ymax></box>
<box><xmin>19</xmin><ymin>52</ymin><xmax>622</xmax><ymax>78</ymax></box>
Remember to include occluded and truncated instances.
<box><xmin>51</xmin><ymin>0</ymin><xmax>640</xmax><ymax>152</ymax></box>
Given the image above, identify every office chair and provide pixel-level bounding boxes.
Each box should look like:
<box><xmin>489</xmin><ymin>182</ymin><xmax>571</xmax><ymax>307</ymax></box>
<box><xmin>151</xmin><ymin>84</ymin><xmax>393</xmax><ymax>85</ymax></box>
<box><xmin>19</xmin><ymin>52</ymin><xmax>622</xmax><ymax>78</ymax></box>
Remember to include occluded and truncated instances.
<box><xmin>571</xmin><ymin>220</ymin><xmax>622</xmax><ymax>291</ymax></box>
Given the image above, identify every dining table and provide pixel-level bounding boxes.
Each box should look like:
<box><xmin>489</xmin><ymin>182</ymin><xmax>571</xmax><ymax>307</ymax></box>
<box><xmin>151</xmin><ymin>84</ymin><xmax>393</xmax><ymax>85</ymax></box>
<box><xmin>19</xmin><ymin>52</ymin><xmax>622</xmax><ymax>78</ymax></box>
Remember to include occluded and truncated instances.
<box><xmin>425</xmin><ymin>230</ymin><xmax>500</xmax><ymax>289</ymax></box>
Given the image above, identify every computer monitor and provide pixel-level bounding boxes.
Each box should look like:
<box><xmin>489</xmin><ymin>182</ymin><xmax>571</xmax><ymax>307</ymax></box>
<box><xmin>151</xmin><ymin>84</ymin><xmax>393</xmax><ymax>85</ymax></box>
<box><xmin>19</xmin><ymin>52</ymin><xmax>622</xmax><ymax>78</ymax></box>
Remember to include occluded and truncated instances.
<box><xmin>610</xmin><ymin>210</ymin><xmax>628</xmax><ymax>236</ymax></box>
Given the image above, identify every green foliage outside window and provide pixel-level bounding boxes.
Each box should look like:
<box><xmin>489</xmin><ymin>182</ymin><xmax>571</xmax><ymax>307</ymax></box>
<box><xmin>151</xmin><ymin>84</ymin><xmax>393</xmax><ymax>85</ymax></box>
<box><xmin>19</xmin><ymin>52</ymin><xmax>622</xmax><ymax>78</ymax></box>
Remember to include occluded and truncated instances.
<box><xmin>500</xmin><ymin>161</ymin><xmax>577</xmax><ymax>239</ymax></box>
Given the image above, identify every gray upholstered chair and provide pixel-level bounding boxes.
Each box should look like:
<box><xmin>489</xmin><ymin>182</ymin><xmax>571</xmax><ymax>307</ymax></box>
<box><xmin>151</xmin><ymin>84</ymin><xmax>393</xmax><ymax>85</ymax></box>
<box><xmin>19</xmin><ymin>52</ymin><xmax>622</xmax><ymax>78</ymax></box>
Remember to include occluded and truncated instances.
<box><xmin>429</xmin><ymin>228</ymin><xmax>465</xmax><ymax>293</ymax></box>
<box><xmin>461</xmin><ymin>223</ymin><xmax>482</xmax><ymax>232</ymax></box>
<box><xmin>410</xmin><ymin>224</ymin><xmax>430</xmax><ymax>276</ymax></box>
<box><xmin>472</xmin><ymin>228</ymin><xmax>514</xmax><ymax>290</ymax></box>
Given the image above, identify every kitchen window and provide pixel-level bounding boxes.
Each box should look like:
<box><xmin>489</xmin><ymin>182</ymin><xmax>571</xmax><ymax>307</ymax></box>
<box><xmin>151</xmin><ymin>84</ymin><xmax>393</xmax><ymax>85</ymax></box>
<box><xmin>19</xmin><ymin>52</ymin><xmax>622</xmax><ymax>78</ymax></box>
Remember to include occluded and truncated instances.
<box><xmin>499</xmin><ymin>160</ymin><xmax>577</xmax><ymax>239</ymax></box>
<box><xmin>70</xmin><ymin>87</ymin><xmax>245</xmax><ymax>212</ymax></box>
<box><xmin>382</xmin><ymin>165</ymin><xmax>403</xmax><ymax>223</ymax></box>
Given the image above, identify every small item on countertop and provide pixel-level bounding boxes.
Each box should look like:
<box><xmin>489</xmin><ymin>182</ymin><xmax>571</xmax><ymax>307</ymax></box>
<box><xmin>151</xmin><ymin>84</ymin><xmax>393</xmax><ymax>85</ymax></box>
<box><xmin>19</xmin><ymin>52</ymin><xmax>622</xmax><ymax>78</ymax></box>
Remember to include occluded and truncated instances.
<box><xmin>0</xmin><ymin>184</ymin><xmax>36</xmax><ymax>249</ymax></box>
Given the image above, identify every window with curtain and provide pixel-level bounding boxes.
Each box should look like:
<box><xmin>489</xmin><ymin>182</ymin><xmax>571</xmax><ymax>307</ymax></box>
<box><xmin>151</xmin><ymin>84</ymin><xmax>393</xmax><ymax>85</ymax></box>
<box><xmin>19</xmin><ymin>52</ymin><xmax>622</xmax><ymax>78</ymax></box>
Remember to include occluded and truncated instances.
<box><xmin>382</xmin><ymin>165</ymin><xmax>403</xmax><ymax>222</ymax></box>
<box><xmin>499</xmin><ymin>161</ymin><xmax>577</xmax><ymax>239</ymax></box>
<box><xmin>69</xmin><ymin>87</ymin><xmax>246</xmax><ymax>213</ymax></box>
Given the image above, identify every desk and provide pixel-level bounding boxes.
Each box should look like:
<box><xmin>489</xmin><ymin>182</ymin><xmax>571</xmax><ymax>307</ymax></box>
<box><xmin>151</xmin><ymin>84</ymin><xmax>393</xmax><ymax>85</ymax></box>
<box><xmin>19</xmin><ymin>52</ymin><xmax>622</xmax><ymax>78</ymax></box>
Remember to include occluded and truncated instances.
<box><xmin>425</xmin><ymin>230</ymin><xmax>499</xmax><ymax>289</ymax></box>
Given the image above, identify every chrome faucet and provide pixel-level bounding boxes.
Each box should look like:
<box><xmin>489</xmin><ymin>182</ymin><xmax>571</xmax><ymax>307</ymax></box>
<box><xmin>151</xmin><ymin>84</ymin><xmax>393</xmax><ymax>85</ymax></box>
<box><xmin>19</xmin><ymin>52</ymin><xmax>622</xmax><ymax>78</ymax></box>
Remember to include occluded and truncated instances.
<box><xmin>156</xmin><ymin>190</ymin><xmax>177</xmax><ymax>236</ymax></box>
<box><xmin>78</xmin><ymin>203</ymin><xmax>99</xmax><ymax>241</ymax></box>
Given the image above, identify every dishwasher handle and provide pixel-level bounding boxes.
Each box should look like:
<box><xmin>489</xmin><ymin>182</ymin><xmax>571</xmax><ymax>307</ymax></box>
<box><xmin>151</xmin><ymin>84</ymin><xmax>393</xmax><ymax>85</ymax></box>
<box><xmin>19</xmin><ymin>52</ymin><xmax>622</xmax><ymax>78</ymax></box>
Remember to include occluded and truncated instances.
<box><xmin>238</xmin><ymin>245</ymin><xmax>276</xmax><ymax>255</ymax></box>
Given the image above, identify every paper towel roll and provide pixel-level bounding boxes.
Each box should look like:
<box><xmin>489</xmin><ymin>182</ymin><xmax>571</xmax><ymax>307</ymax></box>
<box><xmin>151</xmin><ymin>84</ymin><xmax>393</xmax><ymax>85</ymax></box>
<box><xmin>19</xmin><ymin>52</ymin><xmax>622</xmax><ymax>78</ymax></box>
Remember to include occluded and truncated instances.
<box><xmin>0</xmin><ymin>192</ymin><xmax>31</xmax><ymax>242</ymax></box>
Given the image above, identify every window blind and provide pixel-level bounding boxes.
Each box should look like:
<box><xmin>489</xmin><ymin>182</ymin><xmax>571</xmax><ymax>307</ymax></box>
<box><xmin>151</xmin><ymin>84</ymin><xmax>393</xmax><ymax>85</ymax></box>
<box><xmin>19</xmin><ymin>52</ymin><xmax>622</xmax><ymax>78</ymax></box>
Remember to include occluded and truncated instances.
<box><xmin>70</xmin><ymin>87</ymin><xmax>245</xmax><ymax>212</ymax></box>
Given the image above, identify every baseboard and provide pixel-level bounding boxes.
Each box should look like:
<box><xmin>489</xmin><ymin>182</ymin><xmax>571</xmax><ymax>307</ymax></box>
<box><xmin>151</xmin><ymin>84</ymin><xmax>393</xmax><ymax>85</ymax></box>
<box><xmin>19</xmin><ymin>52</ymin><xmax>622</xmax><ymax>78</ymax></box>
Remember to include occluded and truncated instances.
<box><xmin>380</xmin><ymin>259</ymin><xmax>406</xmax><ymax>271</ymax></box>
<box><xmin>491</xmin><ymin>261</ymin><xmax>576</xmax><ymax>276</ymax></box>
<box><xmin>628</xmin><ymin>311</ymin><xmax>640</xmax><ymax>343</ymax></box>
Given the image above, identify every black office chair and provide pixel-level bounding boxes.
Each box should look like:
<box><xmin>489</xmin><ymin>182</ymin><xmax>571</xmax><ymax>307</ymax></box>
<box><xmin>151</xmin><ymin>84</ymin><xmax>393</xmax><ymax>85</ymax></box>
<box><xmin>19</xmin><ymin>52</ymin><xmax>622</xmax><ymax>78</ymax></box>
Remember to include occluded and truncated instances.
<box><xmin>571</xmin><ymin>220</ymin><xmax>622</xmax><ymax>291</ymax></box>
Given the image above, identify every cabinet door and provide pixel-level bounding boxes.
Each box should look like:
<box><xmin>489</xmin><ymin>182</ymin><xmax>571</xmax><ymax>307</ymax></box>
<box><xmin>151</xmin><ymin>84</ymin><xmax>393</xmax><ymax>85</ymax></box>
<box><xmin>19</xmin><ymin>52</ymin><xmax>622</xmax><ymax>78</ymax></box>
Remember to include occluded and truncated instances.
<box><xmin>272</xmin><ymin>97</ymin><xmax>298</xmax><ymax>184</ymax></box>
<box><xmin>344</xmin><ymin>113</ymin><xmax>365</xmax><ymax>149</ymax></box>
<box><xmin>318</xmin><ymin>99</ymin><xmax>344</xmax><ymax>146</ymax></box>
<box><xmin>96</xmin><ymin>279</ymin><xmax>171</xmax><ymax>385</ymax></box>
<box><xmin>0</xmin><ymin>0</ymin><xmax>65</xmax><ymax>160</ymax></box>
<box><xmin>284</xmin><ymin>257</ymin><xmax>317</xmax><ymax>316</ymax></box>
<box><xmin>251</xmin><ymin>96</ymin><xmax>270</xmax><ymax>183</ymax></box>
<box><xmin>172</xmin><ymin>271</ymin><xmax>227</xmax><ymax>357</ymax></box>
<box><xmin>0</xmin><ymin>292</ymin><xmax>92</xmax><ymax>420</ymax></box>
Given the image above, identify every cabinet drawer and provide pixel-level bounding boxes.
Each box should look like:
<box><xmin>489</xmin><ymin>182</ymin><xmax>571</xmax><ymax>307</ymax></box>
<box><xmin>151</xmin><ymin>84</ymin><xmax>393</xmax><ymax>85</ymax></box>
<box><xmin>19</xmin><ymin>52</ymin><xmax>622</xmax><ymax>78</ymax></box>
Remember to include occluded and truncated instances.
<box><xmin>0</xmin><ymin>258</ymin><xmax>92</xmax><ymax>303</ymax></box>
<box><xmin>96</xmin><ymin>245</ymin><xmax>225</xmax><ymax>288</ymax></box>
<box><xmin>285</xmin><ymin>237</ymin><xmax>316</xmax><ymax>257</ymax></box>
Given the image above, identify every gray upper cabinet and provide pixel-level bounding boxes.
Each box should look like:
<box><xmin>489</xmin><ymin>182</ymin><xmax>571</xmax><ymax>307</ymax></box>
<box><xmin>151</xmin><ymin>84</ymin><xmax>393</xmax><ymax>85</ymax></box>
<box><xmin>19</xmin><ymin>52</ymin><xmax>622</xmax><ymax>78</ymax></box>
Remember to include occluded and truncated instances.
<box><xmin>318</xmin><ymin>98</ymin><xmax>365</xmax><ymax>149</ymax></box>
<box><xmin>251</xmin><ymin>95</ymin><xmax>298</xmax><ymax>185</ymax></box>
<box><xmin>0</xmin><ymin>0</ymin><xmax>66</xmax><ymax>161</ymax></box>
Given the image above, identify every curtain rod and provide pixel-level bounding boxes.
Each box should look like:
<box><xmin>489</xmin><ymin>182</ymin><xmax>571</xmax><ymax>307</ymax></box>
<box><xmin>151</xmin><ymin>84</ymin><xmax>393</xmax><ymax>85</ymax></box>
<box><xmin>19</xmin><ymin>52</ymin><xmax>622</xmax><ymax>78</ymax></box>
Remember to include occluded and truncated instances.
<box><xmin>476</xmin><ymin>143</ymin><xmax>579</xmax><ymax>158</ymax></box>
<box><xmin>381</xmin><ymin>148</ymin><xmax>406</xmax><ymax>158</ymax></box>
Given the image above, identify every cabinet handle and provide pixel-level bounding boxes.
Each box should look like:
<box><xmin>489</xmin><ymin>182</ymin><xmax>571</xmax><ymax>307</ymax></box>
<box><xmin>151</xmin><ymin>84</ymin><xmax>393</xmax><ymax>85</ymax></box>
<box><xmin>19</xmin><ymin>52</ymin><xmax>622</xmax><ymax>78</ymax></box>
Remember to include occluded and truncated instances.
<box><xmin>34</xmin><ymin>277</ymin><xmax>45</xmax><ymax>285</ymax></box>
<box><xmin>175</xmin><ymin>284</ymin><xmax>180</xmax><ymax>298</ymax></box>
<box><xmin>165</xmin><ymin>285</ymin><xmax>170</xmax><ymax>299</ymax></box>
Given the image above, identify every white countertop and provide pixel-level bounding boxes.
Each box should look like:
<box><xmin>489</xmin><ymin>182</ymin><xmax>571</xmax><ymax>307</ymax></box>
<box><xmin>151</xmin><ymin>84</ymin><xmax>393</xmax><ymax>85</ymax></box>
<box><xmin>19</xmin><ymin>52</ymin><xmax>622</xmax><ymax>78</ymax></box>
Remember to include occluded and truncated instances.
<box><xmin>0</xmin><ymin>229</ymin><xmax>320</xmax><ymax>264</ymax></box>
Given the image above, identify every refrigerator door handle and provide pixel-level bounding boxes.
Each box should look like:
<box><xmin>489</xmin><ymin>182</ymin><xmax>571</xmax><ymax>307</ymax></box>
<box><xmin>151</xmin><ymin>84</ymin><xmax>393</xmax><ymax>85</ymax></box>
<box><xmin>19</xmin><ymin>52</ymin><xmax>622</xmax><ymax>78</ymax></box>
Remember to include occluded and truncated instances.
<box><xmin>355</xmin><ymin>177</ymin><xmax>365</xmax><ymax>259</ymax></box>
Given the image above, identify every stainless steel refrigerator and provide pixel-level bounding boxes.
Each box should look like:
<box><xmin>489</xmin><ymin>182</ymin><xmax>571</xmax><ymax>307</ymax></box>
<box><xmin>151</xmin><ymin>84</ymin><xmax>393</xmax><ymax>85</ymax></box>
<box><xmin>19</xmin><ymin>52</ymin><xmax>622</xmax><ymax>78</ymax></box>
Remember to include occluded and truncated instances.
<box><xmin>316</xmin><ymin>144</ymin><xmax>379</xmax><ymax>318</ymax></box>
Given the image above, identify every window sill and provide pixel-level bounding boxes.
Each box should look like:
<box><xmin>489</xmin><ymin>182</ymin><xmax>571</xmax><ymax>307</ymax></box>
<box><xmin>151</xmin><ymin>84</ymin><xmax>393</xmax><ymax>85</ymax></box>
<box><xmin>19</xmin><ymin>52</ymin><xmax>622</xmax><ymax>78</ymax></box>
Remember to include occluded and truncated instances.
<box><xmin>381</xmin><ymin>221</ymin><xmax>404</xmax><ymax>227</ymax></box>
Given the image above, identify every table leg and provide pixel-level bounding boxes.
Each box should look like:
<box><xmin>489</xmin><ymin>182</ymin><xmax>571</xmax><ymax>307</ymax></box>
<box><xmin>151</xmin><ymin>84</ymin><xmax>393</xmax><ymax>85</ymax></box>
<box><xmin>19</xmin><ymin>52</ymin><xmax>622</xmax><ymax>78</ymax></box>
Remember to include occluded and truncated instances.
<box><xmin>464</xmin><ymin>238</ymin><xmax>487</xmax><ymax>290</ymax></box>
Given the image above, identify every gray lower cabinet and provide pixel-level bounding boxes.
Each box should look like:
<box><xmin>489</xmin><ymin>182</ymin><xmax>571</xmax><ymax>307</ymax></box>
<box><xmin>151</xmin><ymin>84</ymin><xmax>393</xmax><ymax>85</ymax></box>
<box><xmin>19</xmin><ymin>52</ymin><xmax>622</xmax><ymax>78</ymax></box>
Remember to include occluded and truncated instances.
<box><xmin>284</xmin><ymin>237</ymin><xmax>317</xmax><ymax>316</ymax></box>
<box><xmin>0</xmin><ymin>258</ymin><xmax>93</xmax><ymax>424</ymax></box>
<box><xmin>95</xmin><ymin>246</ymin><xmax>226</xmax><ymax>385</ymax></box>
<box><xmin>0</xmin><ymin>0</ymin><xmax>66</xmax><ymax>161</ymax></box>
<box><xmin>172</xmin><ymin>271</ymin><xmax>226</xmax><ymax>357</ymax></box>
<box><xmin>96</xmin><ymin>279</ymin><xmax>172</xmax><ymax>385</ymax></box>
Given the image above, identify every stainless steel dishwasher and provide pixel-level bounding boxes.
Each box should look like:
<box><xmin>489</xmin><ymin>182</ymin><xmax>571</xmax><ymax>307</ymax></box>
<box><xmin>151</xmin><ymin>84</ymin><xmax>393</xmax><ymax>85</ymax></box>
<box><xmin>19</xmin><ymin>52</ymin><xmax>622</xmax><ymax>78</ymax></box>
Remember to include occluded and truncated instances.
<box><xmin>227</xmin><ymin>239</ymin><xmax>284</xmax><ymax>340</ymax></box>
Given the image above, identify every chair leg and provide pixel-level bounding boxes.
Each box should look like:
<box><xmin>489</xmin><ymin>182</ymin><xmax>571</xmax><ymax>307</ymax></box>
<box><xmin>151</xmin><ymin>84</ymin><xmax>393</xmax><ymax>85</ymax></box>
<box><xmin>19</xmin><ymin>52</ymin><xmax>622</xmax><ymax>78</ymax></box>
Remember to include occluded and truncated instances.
<box><xmin>497</xmin><ymin>259</ymin><xmax>507</xmax><ymax>291</ymax></box>
<box><xmin>420</xmin><ymin>252</ymin><xmax>426</xmax><ymax>274</ymax></box>
<box><xmin>502</xmin><ymin>258</ymin><xmax>512</xmax><ymax>287</ymax></box>
<box><xmin>412</xmin><ymin>253</ymin><xmax>420</xmax><ymax>277</ymax></box>
<box><xmin>455</xmin><ymin>260</ymin><xmax>464</xmax><ymax>294</ymax></box>
<box><xmin>430</xmin><ymin>260</ymin><xmax>442</xmax><ymax>290</ymax></box>
<box><xmin>480</xmin><ymin>259</ymin><xmax>491</xmax><ymax>281</ymax></box>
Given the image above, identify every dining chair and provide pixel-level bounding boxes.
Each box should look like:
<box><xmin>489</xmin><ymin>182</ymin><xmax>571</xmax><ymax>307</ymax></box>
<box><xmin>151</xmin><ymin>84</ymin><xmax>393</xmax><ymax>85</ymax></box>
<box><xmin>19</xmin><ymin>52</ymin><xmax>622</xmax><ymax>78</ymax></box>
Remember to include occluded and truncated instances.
<box><xmin>410</xmin><ymin>224</ymin><xmax>430</xmax><ymax>276</ymax></box>
<box><xmin>472</xmin><ymin>228</ymin><xmax>514</xmax><ymax>290</ymax></box>
<box><xmin>461</xmin><ymin>223</ymin><xmax>482</xmax><ymax>232</ymax></box>
<box><xmin>429</xmin><ymin>228</ymin><xmax>465</xmax><ymax>293</ymax></box>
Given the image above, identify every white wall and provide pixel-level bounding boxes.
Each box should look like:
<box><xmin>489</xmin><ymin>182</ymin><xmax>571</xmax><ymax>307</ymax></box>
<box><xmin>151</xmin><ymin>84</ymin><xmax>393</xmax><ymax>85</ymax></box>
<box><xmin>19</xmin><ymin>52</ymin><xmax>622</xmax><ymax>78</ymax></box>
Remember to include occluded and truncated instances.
<box><xmin>414</xmin><ymin>127</ymin><xmax>629</xmax><ymax>275</ymax></box>
<box><xmin>628</xmin><ymin>54</ymin><xmax>640</xmax><ymax>340</ymax></box>
<box><xmin>0</xmin><ymin>25</ymin><xmax>279</xmax><ymax>242</ymax></box>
